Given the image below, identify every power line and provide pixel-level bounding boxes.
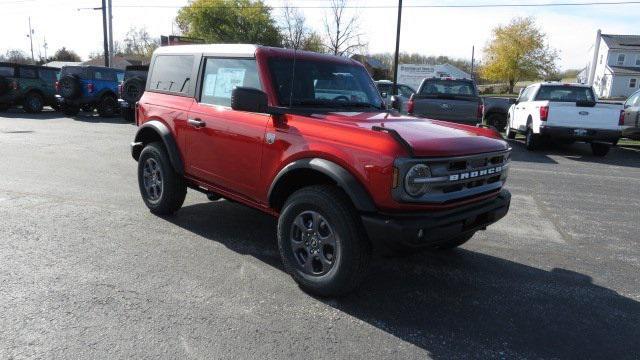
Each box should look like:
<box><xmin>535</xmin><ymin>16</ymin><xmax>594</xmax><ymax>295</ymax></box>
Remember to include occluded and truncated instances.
<box><xmin>88</xmin><ymin>0</ymin><xmax>640</xmax><ymax>9</ymax></box>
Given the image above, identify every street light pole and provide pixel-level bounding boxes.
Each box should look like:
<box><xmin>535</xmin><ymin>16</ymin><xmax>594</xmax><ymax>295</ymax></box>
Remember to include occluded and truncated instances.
<box><xmin>392</xmin><ymin>0</ymin><xmax>403</xmax><ymax>96</ymax></box>
<box><xmin>28</xmin><ymin>17</ymin><xmax>35</xmax><ymax>63</ymax></box>
<box><xmin>108</xmin><ymin>0</ymin><xmax>114</xmax><ymax>67</ymax></box>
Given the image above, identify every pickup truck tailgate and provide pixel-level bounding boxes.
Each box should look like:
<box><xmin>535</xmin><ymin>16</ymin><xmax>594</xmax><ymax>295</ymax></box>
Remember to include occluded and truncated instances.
<box><xmin>546</xmin><ymin>102</ymin><xmax>621</xmax><ymax>130</ymax></box>
<box><xmin>413</xmin><ymin>97</ymin><xmax>480</xmax><ymax>124</ymax></box>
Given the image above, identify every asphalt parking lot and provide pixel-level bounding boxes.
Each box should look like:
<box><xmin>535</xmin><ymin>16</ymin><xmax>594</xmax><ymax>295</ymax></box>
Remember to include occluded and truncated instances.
<box><xmin>1</xmin><ymin>109</ymin><xmax>639</xmax><ymax>359</ymax></box>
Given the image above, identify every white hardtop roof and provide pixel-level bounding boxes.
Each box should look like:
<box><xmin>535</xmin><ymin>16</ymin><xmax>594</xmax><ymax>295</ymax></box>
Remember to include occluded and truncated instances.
<box><xmin>153</xmin><ymin>44</ymin><xmax>258</xmax><ymax>57</ymax></box>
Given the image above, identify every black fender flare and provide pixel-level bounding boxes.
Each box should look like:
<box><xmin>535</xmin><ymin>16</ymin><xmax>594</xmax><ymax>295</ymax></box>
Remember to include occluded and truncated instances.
<box><xmin>131</xmin><ymin>120</ymin><xmax>184</xmax><ymax>175</ymax></box>
<box><xmin>268</xmin><ymin>158</ymin><xmax>377</xmax><ymax>212</ymax></box>
<box><xmin>95</xmin><ymin>89</ymin><xmax>117</xmax><ymax>100</ymax></box>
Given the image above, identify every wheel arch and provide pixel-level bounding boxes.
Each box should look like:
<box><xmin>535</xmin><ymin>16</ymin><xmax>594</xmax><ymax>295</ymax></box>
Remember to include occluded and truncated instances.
<box><xmin>132</xmin><ymin>120</ymin><xmax>184</xmax><ymax>175</ymax></box>
<box><xmin>268</xmin><ymin>158</ymin><xmax>377</xmax><ymax>213</ymax></box>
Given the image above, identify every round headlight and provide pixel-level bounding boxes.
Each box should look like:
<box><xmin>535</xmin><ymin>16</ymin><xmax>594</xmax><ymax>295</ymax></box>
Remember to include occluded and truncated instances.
<box><xmin>404</xmin><ymin>164</ymin><xmax>431</xmax><ymax>197</ymax></box>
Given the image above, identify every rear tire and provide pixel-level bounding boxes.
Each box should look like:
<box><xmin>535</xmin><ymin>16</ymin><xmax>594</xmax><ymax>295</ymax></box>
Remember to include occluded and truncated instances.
<box><xmin>486</xmin><ymin>113</ymin><xmax>506</xmax><ymax>132</ymax></box>
<box><xmin>23</xmin><ymin>92</ymin><xmax>44</xmax><ymax>113</ymax></box>
<box><xmin>525</xmin><ymin>127</ymin><xmax>539</xmax><ymax>150</ymax></box>
<box><xmin>591</xmin><ymin>143</ymin><xmax>610</xmax><ymax>157</ymax></box>
<box><xmin>121</xmin><ymin>108</ymin><xmax>135</xmax><ymax>122</ymax></box>
<box><xmin>97</xmin><ymin>96</ymin><xmax>117</xmax><ymax>117</ymax></box>
<box><xmin>277</xmin><ymin>185</ymin><xmax>371</xmax><ymax>297</ymax></box>
<box><xmin>137</xmin><ymin>142</ymin><xmax>186</xmax><ymax>215</ymax></box>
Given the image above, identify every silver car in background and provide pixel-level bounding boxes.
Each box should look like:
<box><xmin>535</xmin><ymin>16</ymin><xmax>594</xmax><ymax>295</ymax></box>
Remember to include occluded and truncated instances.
<box><xmin>375</xmin><ymin>80</ymin><xmax>416</xmax><ymax>113</ymax></box>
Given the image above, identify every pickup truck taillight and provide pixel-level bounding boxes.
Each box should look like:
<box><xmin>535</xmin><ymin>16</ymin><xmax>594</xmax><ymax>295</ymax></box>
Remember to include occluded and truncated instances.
<box><xmin>87</xmin><ymin>83</ymin><xmax>95</xmax><ymax>93</ymax></box>
<box><xmin>55</xmin><ymin>81</ymin><xmax>60</xmax><ymax>93</ymax></box>
<box><xmin>407</xmin><ymin>97</ymin><xmax>415</xmax><ymax>114</ymax></box>
<box><xmin>540</xmin><ymin>106</ymin><xmax>549</xmax><ymax>121</ymax></box>
<box><xmin>477</xmin><ymin>103</ymin><xmax>484</xmax><ymax>120</ymax></box>
<box><xmin>619</xmin><ymin>110</ymin><xmax>625</xmax><ymax>126</ymax></box>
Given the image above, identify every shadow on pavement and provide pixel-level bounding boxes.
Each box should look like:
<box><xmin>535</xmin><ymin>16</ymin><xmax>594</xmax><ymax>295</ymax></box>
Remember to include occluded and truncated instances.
<box><xmin>167</xmin><ymin>200</ymin><xmax>640</xmax><ymax>359</ymax></box>
<box><xmin>508</xmin><ymin>138</ymin><xmax>640</xmax><ymax>168</ymax></box>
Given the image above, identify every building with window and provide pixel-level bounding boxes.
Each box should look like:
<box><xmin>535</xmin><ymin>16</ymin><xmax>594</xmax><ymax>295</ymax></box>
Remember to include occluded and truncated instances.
<box><xmin>579</xmin><ymin>31</ymin><xmax>640</xmax><ymax>99</ymax></box>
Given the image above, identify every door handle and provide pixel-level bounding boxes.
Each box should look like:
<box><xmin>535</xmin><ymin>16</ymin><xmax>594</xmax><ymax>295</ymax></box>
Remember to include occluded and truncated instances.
<box><xmin>188</xmin><ymin>118</ymin><xmax>205</xmax><ymax>128</ymax></box>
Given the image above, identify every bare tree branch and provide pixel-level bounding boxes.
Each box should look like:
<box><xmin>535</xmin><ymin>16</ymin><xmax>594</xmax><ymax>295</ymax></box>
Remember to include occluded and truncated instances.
<box><xmin>322</xmin><ymin>0</ymin><xmax>366</xmax><ymax>56</ymax></box>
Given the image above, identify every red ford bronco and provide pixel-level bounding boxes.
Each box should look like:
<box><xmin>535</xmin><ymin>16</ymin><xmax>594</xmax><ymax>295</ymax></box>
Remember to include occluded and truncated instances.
<box><xmin>131</xmin><ymin>45</ymin><xmax>511</xmax><ymax>296</ymax></box>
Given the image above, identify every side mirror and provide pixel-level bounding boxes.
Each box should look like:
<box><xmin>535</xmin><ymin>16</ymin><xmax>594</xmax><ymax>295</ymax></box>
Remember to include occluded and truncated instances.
<box><xmin>380</xmin><ymin>92</ymin><xmax>388</xmax><ymax>99</ymax></box>
<box><xmin>231</xmin><ymin>87</ymin><xmax>268</xmax><ymax>113</ymax></box>
<box><xmin>390</xmin><ymin>95</ymin><xmax>401</xmax><ymax>110</ymax></box>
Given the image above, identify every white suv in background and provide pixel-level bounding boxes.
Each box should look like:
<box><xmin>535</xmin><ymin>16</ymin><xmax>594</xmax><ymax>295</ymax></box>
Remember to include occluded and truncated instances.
<box><xmin>506</xmin><ymin>82</ymin><xmax>622</xmax><ymax>156</ymax></box>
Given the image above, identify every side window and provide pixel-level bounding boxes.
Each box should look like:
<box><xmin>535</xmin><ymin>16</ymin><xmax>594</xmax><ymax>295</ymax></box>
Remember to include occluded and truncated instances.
<box><xmin>93</xmin><ymin>69</ymin><xmax>117</xmax><ymax>82</ymax></box>
<box><xmin>630</xmin><ymin>78</ymin><xmax>637</xmax><ymax>88</ymax></box>
<box><xmin>39</xmin><ymin>69</ymin><xmax>58</xmax><ymax>82</ymax></box>
<box><xmin>617</xmin><ymin>54</ymin><xmax>626</xmax><ymax>66</ymax></box>
<box><xmin>200</xmin><ymin>57</ymin><xmax>261</xmax><ymax>107</ymax></box>
<box><xmin>19</xmin><ymin>67</ymin><xmax>37</xmax><ymax>79</ymax></box>
<box><xmin>0</xmin><ymin>66</ymin><xmax>15</xmax><ymax>77</ymax></box>
<box><xmin>399</xmin><ymin>85</ymin><xmax>414</xmax><ymax>97</ymax></box>
<box><xmin>519</xmin><ymin>87</ymin><xmax>533</xmax><ymax>102</ymax></box>
<box><xmin>149</xmin><ymin>55</ymin><xmax>194</xmax><ymax>94</ymax></box>
<box><xmin>627</xmin><ymin>93</ymin><xmax>640</xmax><ymax>107</ymax></box>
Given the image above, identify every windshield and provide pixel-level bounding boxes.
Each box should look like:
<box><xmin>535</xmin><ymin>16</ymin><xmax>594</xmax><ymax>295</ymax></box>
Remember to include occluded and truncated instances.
<box><xmin>419</xmin><ymin>79</ymin><xmax>477</xmax><ymax>97</ymax></box>
<box><xmin>268</xmin><ymin>58</ymin><xmax>382</xmax><ymax>109</ymax></box>
<box><xmin>535</xmin><ymin>86</ymin><xmax>595</xmax><ymax>102</ymax></box>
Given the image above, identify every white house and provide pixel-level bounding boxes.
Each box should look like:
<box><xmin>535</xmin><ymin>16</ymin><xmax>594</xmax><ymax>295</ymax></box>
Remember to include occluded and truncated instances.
<box><xmin>580</xmin><ymin>30</ymin><xmax>640</xmax><ymax>99</ymax></box>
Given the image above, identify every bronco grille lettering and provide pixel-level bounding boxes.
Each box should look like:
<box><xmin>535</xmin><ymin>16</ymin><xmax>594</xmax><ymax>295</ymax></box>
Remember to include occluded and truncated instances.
<box><xmin>449</xmin><ymin>166</ymin><xmax>502</xmax><ymax>181</ymax></box>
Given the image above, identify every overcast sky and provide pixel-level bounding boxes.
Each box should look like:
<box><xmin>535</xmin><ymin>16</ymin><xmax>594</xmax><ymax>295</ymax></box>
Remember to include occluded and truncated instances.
<box><xmin>1</xmin><ymin>0</ymin><xmax>639</xmax><ymax>70</ymax></box>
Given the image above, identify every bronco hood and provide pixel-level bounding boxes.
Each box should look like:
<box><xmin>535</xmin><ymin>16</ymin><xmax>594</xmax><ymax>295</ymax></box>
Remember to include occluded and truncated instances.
<box><xmin>311</xmin><ymin>111</ymin><xmax>509</xmax><ymax>157</ymax></box>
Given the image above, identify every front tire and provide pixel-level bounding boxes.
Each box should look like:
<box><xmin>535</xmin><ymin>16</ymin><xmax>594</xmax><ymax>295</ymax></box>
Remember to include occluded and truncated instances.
<box><xmin>97</xmin><ymin>96</ymin><xmax>118</xmax><ymax>117</ymax></box>
<box><xmin>137</xmin><ymin>142</ymin><xmax>186</xmax><ymax>215</ymax></box>
<box><xmin>277</xmin><ymin>185</ymin><xmax>371</xmax><ymax>297</ymax></box>
<box><xmin>23</xmin><ymin>92</ymin><xmax>44</xmax><ymax>113</ymax></box>
<box><xmin>591</xmin><ymin>143</ymin><xmax>610</xmax><ymax>157</ymax></box>
<box><xmin>505</xmin><ymin>116</ymin><xmax>516</xmax><ymax>139</ymax></box>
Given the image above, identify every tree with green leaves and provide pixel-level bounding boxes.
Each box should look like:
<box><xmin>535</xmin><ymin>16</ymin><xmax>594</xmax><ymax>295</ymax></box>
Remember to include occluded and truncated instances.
<box><xmin>176</xmin><ymin>0</ymin><xmax>282</xmax><ymax>46</ymax></box>
<box><xmin>481</xmin><ymin>17</ymin><xmax>558</xmax><ymax>93</ymax></box>
<box><xmin>50</xmin><ymin>47</ymin><xmax>81</xmax><ymax>62</ymax></box>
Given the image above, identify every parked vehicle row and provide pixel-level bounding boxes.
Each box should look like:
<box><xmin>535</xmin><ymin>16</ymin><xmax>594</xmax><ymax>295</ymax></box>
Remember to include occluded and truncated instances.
<box><xmin>0</xmin><ymin>62</ymin><xmax>60</xmax><ymax>113</ymax></box>
<box><xmin>131</xmin><ymin>44</ymin><xmax>512</xmax><ymax>297</ymax></box>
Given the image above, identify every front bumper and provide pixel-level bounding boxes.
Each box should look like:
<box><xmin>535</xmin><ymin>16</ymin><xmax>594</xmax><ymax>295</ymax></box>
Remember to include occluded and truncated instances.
<box><xmin>55</xmin><ymin>94</ymin><xmax>96</xmax><ymax>106</ymax></box>
<box><xmin>540</xmin><ymin>125</ymin><xmax>621</xmax><ymax>143</ymax></box>
<box><xmin>361</xmin><ymin>189</ymin><xmax>511</xmax><ymax>248</ymax></box>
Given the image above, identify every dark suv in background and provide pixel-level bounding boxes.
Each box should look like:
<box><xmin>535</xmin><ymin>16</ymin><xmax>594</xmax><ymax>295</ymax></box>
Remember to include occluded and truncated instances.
<box><xmin>56</xmin><ymin>65</ymin><xmax>124</xmax><ymax>117</ymax></box>
<box><xmin>118</xmin><ymin>65</ymin><xmax>148</xmax><ymax>122</ymax></box>
<box><xmin>0</xmin><ymin>62</ymin><xmax>60</xmax><ymax>113</ymax></box>
<box><xmin>407</xmin><ymin>77</ymin><xmax>484</xmax><ymax>126</ymax></box>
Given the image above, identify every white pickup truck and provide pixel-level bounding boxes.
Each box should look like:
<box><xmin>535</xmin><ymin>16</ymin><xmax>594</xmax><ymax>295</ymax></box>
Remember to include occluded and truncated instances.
<box><xmin>505</xmin><ymin>82</ymin><xmax>622</xmax><ymax>156</ymax></box>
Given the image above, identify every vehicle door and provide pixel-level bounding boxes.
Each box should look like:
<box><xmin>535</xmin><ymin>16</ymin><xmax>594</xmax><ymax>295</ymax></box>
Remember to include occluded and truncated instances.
<box><xmin>38</xmin><ymin>68</ymin><xmax>59</xmax><ymax>100</ymax></box>
<box><xmin>17</xmin><ymin>66</ymin><xmax>40</xmax><ymax>96</ymax></box>
<box><xmin>92</xmin><ymin>68</ymin><xmax>117</xmax><ymax>98</ymax></box>
<box><xmin>623</xmin><ymin>92</ymin><xmax>640</xmax><ymax>128</ymax></box>
<box><xmin>513</xmin><ymin>86</ymin><xmax>533</xmax><ymax>130</ymax></box>
<box><xmin>186</xmin><ymin>56</ymin><xmax>269</xmax><ymax>199</ymax></box>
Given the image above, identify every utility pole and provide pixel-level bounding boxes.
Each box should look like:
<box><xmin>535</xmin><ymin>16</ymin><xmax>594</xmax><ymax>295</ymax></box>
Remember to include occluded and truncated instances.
<box><xmin>392</xmin><ymin>0</ymin><xmax>403</xmax><ymax>96</ymax></box>
<box><xmin>43</xmin><ymin>37</ymin><xmax>48</xmax><ymax>61</ymax></box>
<box><xmin>27</xmin><ymin>17</ymin><xmax>35</xmax><ymax>63</ymax></box>
<box><xmin>108</xmin><ymin>0</ymin><xmax>114</xmax><ymax>67</ymax></box>
<box><xmin>101</xmin><ymin>0</ymin><xmax>110</xmax><ymax>67</ymax></box>
<box><xmin>471</xmin><ymin>45</ymin><xmax>475</xmax><ymax>79</ymax></box>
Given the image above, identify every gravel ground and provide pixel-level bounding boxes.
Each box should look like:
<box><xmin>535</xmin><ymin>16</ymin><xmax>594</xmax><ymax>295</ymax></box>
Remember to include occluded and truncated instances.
<box><xmin>1</xmin><ymin>109</ymin><xmax>639</xmax><ymax>359</ymax></box>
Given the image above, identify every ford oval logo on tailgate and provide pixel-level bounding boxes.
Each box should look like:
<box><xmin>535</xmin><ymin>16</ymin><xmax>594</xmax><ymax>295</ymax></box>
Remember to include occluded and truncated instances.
<box><xmin>579</xmin><ymin>111</ymin><xmax>589</xmax><ymax>116</ymax></box>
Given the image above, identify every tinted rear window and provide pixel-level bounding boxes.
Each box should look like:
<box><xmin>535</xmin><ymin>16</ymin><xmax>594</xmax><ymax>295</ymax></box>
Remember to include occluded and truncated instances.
<box><xmin>0</xmin><ymin>66</ymin><xmax>15</xmax><ymax>77</ymax></box>
<box><xmin>61</xmin><ymin>67</ymin><xmax>85</xmax><ymax>78</ymax></box>
<box><xmin>420</xmin><ymin>79</ymin><xmax>476</xmax><ymax>97</ymax></box>
<box><xmin>535</xmin><ymin>86</ymin><xmax>595</xmax><ymax>102</ymax></box>
<box><xmin>149</xmin><ymin>55</ymin><xmax>194</xmax><ymax>94</ymax></box>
